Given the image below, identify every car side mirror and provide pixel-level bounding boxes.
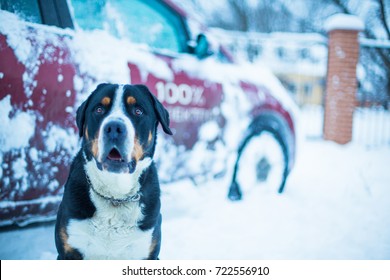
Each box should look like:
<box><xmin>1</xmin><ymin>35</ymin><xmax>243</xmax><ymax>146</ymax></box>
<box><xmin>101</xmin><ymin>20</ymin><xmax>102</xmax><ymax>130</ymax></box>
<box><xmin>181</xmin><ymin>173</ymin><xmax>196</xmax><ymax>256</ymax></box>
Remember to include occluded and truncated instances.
<box><xmin>194</xmin><ymin>34</ymin><xmax>212</xmax><ymax>59</ymax></box>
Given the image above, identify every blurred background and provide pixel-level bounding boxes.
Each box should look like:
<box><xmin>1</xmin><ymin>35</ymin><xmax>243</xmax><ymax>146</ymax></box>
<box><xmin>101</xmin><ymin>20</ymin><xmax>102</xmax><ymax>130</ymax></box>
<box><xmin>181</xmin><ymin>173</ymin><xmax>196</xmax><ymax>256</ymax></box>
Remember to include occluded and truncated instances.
<box><xmin>185</xmin><ymin>0</ymin><xmax>390</xmax><ymax>146</ymax></box>
<box><xmin>0</xmin><ymin>0</ymin><xmax>389</xmax><ymax>260</ymax></box>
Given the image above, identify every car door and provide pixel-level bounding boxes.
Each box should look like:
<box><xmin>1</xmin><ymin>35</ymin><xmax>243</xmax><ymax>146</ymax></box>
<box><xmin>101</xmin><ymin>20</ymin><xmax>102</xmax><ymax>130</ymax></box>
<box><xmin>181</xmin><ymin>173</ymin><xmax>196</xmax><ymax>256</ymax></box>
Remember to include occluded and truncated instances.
<box><xmin>0</xmin><ymin>0</ymin><xmax>79</xmax><ymax>225</ymax></box>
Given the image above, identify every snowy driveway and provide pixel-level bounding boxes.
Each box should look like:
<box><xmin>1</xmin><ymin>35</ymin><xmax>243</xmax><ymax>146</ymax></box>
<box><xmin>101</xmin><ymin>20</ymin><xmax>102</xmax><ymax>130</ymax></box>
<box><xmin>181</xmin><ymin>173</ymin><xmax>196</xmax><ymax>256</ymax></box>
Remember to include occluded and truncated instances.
<box><xmin>1</xmin><ymin>139</ymin><xmax>389</xmax><ymax>259</ymax></box>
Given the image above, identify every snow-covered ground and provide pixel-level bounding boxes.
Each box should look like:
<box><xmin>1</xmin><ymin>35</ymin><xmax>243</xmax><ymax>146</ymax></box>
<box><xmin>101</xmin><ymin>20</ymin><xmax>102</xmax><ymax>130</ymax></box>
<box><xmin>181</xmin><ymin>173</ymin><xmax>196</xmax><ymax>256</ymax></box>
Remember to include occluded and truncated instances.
<box><xmin>1</xmin><ymin>130</ymin><xmax>390</xmax><ymax>260</ymax></box>
<box><xmin>1</xmin><ymin>2</ymin><xmax>389</xmax><ymax>262</ymax></box>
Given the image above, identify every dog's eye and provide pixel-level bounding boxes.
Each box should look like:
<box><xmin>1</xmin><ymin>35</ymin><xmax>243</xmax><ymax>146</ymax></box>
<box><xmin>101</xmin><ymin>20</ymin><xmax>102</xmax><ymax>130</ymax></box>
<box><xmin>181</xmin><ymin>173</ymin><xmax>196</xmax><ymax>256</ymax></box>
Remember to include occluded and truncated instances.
<box><xmin>95</xmin><ymin>106</ymin><xmax>105</xmax><ymax>114</ymax></box>
<box><xmin>134</xmin><ymin>107</ymin><xmax>143</xmax><ymax>116</ymax></box>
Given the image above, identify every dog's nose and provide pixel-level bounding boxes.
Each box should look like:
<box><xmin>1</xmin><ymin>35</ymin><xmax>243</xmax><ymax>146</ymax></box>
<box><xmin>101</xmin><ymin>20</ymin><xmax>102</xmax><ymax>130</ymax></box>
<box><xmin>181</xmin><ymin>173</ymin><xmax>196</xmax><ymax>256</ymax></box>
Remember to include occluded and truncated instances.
<box><xmin>104</xmin><ymin>121</ymin><xmax>127</xmax><ymax>142</ymax></box>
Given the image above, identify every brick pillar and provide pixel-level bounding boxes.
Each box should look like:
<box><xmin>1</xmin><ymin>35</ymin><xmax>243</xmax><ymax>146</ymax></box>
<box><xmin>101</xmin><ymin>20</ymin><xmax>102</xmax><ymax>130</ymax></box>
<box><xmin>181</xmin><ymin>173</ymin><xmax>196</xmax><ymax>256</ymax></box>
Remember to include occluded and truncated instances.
<box><xmin>323</xmin><ymin>14</ymin><xmax>364</xmax><ymax>144</ymax></box>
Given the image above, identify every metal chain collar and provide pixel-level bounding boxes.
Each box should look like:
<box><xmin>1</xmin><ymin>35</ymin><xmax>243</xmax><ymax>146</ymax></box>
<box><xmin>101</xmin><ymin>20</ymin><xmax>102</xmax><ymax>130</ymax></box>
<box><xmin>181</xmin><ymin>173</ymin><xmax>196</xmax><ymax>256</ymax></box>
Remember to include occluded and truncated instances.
<box><xmin>85</xmin><ymin>174</ymin><xmax>141</xmax><ymax>207</ymax></box>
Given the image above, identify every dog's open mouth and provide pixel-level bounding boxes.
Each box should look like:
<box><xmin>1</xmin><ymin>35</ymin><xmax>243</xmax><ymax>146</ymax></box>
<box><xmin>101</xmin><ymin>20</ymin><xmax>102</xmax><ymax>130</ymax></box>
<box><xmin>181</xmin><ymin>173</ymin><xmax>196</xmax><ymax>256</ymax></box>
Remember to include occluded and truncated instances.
<box><xmin>96</xmin><ymin>147</ymin><xmax>136</xmax><ymax>174</ymax></box>
<box><xmin>107</xmin><ymin>148</ymin><xmax>124</xmax><ymax>162</ymax></box>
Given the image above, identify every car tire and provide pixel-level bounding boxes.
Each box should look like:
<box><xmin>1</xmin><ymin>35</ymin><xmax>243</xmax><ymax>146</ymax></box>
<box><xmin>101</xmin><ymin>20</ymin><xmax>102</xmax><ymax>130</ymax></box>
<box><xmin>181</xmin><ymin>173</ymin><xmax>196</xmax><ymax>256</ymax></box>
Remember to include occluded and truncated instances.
<box><xmin>228</xmin><ymin>127</ymin><xmax>289</xmax><ymax>201</ymax></box>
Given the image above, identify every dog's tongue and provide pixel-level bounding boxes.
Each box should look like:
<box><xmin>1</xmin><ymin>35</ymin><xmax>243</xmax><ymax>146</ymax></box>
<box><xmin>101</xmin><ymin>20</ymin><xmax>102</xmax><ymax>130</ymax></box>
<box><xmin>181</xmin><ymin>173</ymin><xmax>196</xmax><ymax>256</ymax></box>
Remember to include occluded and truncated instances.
<box><xmin>107</xmin><ymin>148</ymin><xmax>122</xmax><ymax>161</ymax></box>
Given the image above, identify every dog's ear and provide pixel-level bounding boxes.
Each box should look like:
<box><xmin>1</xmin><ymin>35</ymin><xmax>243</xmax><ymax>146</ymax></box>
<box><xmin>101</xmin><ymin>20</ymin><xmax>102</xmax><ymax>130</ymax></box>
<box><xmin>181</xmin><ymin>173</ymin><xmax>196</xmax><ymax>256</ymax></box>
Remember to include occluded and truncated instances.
<box><xmin>76</xmin><ymin>83</ymin><xmax>108</xmax><ymax>138</ymax></box>
<box><xmin>135</xmin><ymin>85</ymin><xmax>173</xmax><ymax>135</ymax></box>
<box><xmin>76</xmin><ymin>98</ymin><xmax>88</xmax><ymax>138</ymax></box>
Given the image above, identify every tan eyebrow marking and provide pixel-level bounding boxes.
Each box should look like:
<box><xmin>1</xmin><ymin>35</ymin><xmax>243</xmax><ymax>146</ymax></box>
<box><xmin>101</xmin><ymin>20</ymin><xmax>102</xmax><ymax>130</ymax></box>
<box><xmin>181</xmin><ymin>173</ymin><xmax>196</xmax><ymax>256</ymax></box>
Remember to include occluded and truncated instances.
<box><xmin>127</xmin><ymin>96</ymin><xmax>136</xmax><ymax>105</ymax></box>
<box><xmin>101</xmin><ymin>96</ymin><xmax>111</xmax><ymax>106</ymax></box>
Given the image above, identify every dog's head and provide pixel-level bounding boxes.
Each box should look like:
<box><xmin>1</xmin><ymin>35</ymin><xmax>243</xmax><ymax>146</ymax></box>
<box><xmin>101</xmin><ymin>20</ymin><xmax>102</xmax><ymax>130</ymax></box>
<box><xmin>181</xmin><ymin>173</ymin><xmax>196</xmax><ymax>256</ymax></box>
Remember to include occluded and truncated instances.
<box><xmin>76</xmin><ymin>83</ymin><xmax>172</xmax><ymax>175</ymax></box>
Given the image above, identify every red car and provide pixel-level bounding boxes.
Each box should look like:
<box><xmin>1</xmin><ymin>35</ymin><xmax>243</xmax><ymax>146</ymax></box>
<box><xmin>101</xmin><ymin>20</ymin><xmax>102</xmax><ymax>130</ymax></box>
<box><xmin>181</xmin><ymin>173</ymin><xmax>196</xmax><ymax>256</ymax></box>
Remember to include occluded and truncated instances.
<box><xmin>0</xmin><ymin>0</ymin><xmax>298</xmax><ymax>226</ymax></box>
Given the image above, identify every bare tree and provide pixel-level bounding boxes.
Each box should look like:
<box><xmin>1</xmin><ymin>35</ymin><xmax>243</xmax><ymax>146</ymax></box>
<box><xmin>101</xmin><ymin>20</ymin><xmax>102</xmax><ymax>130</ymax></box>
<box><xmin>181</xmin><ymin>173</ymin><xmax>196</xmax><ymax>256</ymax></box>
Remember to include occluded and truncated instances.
<box><xmin>200</xmin><ymin>0</ymin><xmax>390</xmax><ymax>106</ymax></box>
<box><xmin>206</xmin><ymin>0</ymin><xmax>298</xmax><ymax>32</ymax></box>
<box><xmin>329</xmin><ymin>0</ymin><xmax>390</xmax><ymax>105</ymax></box>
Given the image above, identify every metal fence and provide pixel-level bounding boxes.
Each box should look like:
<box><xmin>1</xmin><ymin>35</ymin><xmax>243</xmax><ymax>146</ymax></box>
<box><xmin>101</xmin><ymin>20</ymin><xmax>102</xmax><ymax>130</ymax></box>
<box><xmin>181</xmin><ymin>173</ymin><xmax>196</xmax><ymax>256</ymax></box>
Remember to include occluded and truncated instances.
<box><xmin>355</xmin><ymin>38</ymin><xmax>390</xmax><ymax>147</ymax></box>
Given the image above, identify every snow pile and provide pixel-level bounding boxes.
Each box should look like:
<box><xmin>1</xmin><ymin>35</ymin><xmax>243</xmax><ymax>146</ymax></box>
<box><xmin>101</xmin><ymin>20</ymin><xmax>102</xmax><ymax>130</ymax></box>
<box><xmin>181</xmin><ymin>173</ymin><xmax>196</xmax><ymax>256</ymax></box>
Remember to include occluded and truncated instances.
<box><xmin>161</xmin><ymin>139</ymin><xmax>390</xmax><ymax>260</ymax></box>
<box><xmin>0</xmin><ymin>95</ymin><xmax>35</xmax><ymax>189</ymax></box>
<box><xmin>70</xmin><ymin>29</ymin><xmax>174</xmax><ymax>95</ymax></box>
<box><xmin>187</xmin><ymin>120</ymin><xmax>225</xmax><ymax>175</ymax></box>
<box><xmin>0</xmin><ymin>11</ymin><xmax>81</xmax><ymax>216</ymax></box>
<box><xmin>324</xmin><ymin>13</ymin><xmax>364</xmax><ymax>32</ymax></box>
<box><xmin>44</xmin><ymin>125</ymin><xmax>78</xmax><ymax>154</ymax></box>
<box><xmin>0</xmin><ymin>95</ymin><xmax>35</xmax><ymax>153</ymax></box>
<box><xmin>1</xmin><ymin>138</ymin><xmax>389</xmax><ymax>259</ymax></box>
<box><xmin>235</xmin><ymin>131</ymin><xmax>285</xmax><ymax>193</ymax></box>
<box><xmin>0</xmin><ymin>11</ymin><xmax>73</xmax><ymax>101</ymax></box>
<box><xmin>0</xmin><ymin>12</ymin><xmax>33</xmax><ymax>63</ymax></box>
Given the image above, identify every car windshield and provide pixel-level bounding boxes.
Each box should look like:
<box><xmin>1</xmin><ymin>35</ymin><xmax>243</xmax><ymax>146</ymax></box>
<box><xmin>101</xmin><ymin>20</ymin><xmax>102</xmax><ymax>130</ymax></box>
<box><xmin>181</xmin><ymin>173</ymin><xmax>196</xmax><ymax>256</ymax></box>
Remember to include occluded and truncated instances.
<box><xmin>69</xmin><ymin>0</ymin><xmax>185</xmax><ymax>53</ymax></box>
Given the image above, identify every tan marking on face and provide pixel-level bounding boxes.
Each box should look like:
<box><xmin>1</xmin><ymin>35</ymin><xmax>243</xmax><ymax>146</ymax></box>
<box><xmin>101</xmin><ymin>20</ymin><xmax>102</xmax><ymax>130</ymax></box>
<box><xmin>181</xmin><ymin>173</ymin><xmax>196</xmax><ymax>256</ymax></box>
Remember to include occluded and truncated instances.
<box><xmin>101</xmin><ymin>96</ymin><xmax>111</xmax><ymax>106</ymax></box>
<box><xmin>127</xmin><ymin>96</ymin><xmax>136</xmax><ymax>105</ymax></box>
<box><xmin>149</xmin><ymin>239</ymin><xmax>158</xmax><ymax>257</ymax></box>
<box><xmin>60</xmin><ymin>227</ymin><xmax>74</xmax><ymax>254</ymax></box>
<box><xmin>91</xmin><ymin>132</ymin><xmax>99</xmax><ymax>158</ymax></box>
<box><xmin>148</xmin><ymin>131</ymin><xmax>153</xmax><ymax>144</ymax></box>
<box><xmin>132</xmin><ymin>138</ymin><xmax>144</xmax><ymax>162</ymax></box>
<box><xmin>85</xmin><ymin>125</ymin><xmax>89</xmax><ymax>140</ymax></box>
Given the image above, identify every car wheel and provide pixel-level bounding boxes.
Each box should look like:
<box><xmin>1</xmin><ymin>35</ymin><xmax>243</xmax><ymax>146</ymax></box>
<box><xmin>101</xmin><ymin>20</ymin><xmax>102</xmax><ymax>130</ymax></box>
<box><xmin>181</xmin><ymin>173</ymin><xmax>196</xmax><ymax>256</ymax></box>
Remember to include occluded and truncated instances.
<box><xmin>228</xmin><ymin>129</ymin><xmax>289</xmax><ymax>200</ymax></box>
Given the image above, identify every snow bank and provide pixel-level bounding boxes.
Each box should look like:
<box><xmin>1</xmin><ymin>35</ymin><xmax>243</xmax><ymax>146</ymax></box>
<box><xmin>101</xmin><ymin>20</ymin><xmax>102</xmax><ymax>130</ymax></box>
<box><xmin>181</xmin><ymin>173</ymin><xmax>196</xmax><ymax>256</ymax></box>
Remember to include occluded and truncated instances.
<box><xmin>1</xmin><ymin>138</ymin><xmax>389</xmax><ymax>259</ymax></box>
<box><xmin>160</xmin><ymin>140</ymin><xmax>390</xmax><ymax>259</ymax></box>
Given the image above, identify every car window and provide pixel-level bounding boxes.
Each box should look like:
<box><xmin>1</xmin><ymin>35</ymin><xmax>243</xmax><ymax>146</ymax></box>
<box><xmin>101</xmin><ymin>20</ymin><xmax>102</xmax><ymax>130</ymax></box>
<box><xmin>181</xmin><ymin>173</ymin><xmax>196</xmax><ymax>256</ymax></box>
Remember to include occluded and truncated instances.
<box><xmin>69</xmin><ymin>0</ymin><xmax>187</xmax><ymax>53</ymax></box>
<box><xmin>0</xmin><ymin>0</ymin><xmax>42</xmax><ymax>23</ymax></box>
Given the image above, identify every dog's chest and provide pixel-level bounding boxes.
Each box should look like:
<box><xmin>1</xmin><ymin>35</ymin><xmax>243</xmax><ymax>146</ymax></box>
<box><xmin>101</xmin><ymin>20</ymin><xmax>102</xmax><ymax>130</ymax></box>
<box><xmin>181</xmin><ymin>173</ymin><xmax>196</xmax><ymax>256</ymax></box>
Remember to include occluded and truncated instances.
<box><xmin>67</xmin><ymin>196</ymin><xmax>153</xmax><ymax>260</ymax></box>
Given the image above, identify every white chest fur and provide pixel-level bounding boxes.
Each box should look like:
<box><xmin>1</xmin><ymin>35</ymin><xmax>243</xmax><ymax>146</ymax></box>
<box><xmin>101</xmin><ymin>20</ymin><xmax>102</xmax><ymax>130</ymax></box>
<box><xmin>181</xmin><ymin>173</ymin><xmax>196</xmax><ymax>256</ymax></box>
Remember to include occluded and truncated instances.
<box><xmin>84</xmin><ymin>156</ymin><xmax>152</xmax><ymax>200</ymax></box>
<box><xmin>67</xmin><ymin>192</ymin><xmax>153</xmax><ymax>260</ymax></box>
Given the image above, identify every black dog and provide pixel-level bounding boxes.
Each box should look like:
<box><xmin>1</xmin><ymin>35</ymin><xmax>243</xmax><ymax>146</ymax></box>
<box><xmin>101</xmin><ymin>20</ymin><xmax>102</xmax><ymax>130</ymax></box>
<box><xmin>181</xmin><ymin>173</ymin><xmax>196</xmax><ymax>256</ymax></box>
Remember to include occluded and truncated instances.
<box><xmin>55</xmin><ymin>83</ymin><xmax>172</xmax><ymax>259</ymax></box>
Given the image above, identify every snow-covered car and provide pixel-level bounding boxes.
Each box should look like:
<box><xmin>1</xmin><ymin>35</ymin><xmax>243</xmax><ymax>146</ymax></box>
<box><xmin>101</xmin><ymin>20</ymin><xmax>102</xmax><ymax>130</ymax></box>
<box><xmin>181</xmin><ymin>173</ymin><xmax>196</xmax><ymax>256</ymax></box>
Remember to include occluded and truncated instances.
<box><xmin>0</xmin><ymin>0</ymin><xmax>298</xmax><ymax>226</ymax></box>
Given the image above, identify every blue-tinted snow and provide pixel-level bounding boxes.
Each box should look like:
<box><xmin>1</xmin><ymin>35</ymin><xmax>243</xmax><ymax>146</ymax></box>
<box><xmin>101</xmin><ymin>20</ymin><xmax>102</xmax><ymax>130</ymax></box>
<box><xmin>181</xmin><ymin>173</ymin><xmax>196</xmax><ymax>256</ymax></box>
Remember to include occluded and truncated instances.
<box><xmin>1</xmin><ymin>135</ymin><xmax>389</xmax><ymax>260</ymax></box>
